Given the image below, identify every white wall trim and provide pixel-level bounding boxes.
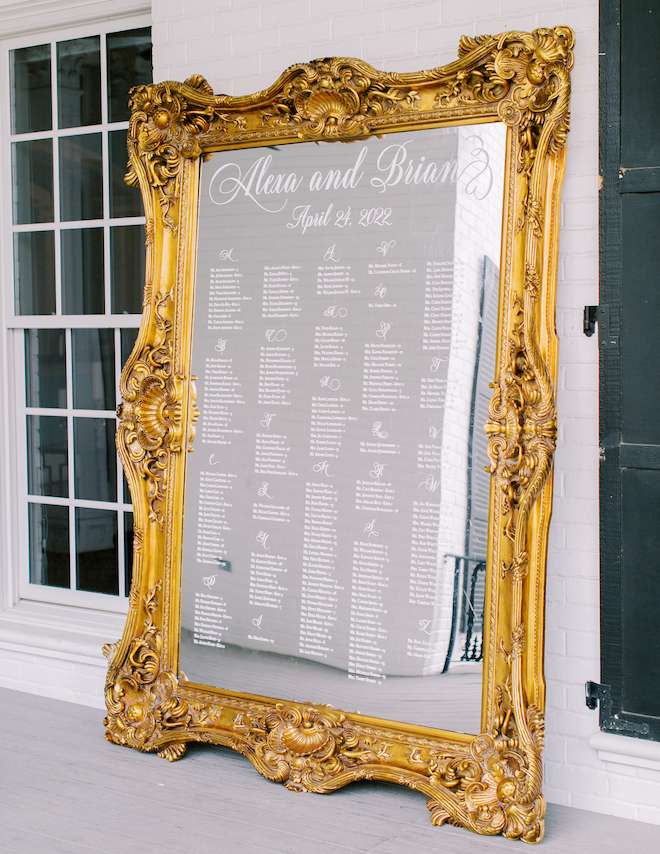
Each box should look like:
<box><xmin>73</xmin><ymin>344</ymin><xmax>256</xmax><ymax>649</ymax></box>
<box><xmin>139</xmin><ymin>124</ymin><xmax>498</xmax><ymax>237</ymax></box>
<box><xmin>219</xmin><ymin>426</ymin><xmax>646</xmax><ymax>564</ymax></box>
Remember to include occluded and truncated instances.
<box><xmin>589</xmin><ymin>731</ymin><xmax>660</xmax><ymax>772</ymax></box>
<box><xmin>0</xmin><ymin>0</ymin><xmax>150</xmax><ymax>39</ymax></box>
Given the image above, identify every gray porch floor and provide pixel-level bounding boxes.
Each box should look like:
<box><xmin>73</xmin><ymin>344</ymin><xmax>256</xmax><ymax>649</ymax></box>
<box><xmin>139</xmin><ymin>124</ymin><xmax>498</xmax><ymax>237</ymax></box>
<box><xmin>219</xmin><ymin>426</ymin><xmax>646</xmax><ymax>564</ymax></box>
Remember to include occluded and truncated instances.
<box><xmin>2</xmin><ymin>686</ymin><xmax>659</xmax><ymax>853</ymax></box>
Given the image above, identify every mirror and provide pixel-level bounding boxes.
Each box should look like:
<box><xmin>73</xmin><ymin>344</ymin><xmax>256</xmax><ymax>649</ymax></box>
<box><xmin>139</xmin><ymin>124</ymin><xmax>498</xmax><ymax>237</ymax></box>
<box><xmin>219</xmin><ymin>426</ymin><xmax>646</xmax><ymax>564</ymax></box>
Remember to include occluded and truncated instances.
<box><xmin>179</xmin><ymin>124</ymin><xmax>506</xmax><ymax>734</ymax></box>
<box><xmin>105</xmin><ymin>28</ymin><xmax>573</xmax><ymax>844</ymax></box>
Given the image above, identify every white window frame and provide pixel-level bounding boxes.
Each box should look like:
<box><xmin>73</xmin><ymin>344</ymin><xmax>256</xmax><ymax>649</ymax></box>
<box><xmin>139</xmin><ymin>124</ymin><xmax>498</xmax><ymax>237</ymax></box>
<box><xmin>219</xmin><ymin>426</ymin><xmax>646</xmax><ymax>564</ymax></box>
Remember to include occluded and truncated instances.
<box><xmin>0</xmin><ymin>9</ymin><xmax>151</xmax><ymax>619</ymax></box>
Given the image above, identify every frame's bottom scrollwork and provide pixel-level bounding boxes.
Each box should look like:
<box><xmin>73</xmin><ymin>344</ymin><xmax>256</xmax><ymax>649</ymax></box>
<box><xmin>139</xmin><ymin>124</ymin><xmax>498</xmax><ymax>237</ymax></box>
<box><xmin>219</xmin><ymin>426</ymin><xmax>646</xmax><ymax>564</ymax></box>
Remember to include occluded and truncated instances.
<box><xmin>104</xmin><ymin>588</ymin><xmax>545</xmax><ymax>843</ymax></box>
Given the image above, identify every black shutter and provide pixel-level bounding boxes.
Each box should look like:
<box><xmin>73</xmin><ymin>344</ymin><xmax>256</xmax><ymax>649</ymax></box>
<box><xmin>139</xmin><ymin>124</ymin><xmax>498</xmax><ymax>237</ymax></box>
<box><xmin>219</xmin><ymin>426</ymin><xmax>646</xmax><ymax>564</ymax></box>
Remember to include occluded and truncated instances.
<box><xmin>599</xmin><ymin>0</ymin><xmax>660</xmax><ymax>740</ymax></box>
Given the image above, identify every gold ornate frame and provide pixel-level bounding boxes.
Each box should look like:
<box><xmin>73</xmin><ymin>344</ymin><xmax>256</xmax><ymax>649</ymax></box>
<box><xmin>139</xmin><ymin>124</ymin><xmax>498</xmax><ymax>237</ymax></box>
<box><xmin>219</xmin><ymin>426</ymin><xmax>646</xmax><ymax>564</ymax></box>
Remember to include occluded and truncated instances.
<box><xmin>104</xmin><ymin>28</ymin><xmax>573</xmax><ymax>844</ymax></box>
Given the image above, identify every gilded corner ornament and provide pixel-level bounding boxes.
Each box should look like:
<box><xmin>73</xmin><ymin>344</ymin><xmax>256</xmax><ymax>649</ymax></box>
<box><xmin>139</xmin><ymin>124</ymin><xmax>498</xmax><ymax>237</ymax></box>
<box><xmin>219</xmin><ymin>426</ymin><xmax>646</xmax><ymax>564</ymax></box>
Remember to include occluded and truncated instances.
<box><xmin>108</xmin><ymin>28</ymin><xmax>572</xmax><ymax>845</ymax></box>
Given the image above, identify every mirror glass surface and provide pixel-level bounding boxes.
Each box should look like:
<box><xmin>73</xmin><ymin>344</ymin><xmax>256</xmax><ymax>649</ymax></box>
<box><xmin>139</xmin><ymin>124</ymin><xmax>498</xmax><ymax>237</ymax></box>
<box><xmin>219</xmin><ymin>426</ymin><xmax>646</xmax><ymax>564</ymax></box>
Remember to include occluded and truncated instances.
<box><xmin>179</xmin><ymin>123</ymin><xmax>507</xmax><ymax>733</ymax></box>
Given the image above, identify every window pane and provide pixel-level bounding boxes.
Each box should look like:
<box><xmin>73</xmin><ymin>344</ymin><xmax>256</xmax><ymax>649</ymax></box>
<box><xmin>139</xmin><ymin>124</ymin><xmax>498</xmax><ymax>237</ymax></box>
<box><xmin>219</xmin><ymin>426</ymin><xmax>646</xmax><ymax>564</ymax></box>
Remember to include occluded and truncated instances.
<box><xmin>120</xmin><ymin>327</ymin><xmax>139</xmax><ymax>366</ymax></box>
<box><xmin>25</xmin><ymin>329</ymin><xmax>66</xmax><ymax>408</ymax></box>
<box><xmin>29</xmin><ymin>503</ymin><xmax>69</xmax><ymax>588</ymax></box>
<box><xmin>107</xmin><ymin>27</ymin><xmax>152</xmax><ymax>123</ymax></box>
<box><xmin>61</xmin><ymin>228</ymin><xmax>104</xmax><ymax>313</ymax></box>
<box><xmin>27</xmin><ymin>414</ymin><xmax>68</xmax><ymax>497</ymax></box>
<box><xmin>59</xmin><ymin>133</ymin><xmax>103</xmax><ymax>221</ymax></box>
<box><xmin>111</xmin><ymin>225</ymin><xmax>145</xmax><ymax>313</ymax></box>
<box><xmin>11</xmin><ymin>44</ymin><xmax>52</xmax><ymax>134</ymax></box>
<box><xmin>14</xmin><ymin>231</ymin><xmax>56</xmax><ymax>316</ymax></box>
<box><xmin>57</xmin><ymin>36</ymin><xmax>101</xmax><ymax>129</ymax></box>
<box><xmin>124</xmin><ymin>510</ymin><xmax>133</xmax><ymax>594</ymax></box>
<box><xmin>109</xmin><ymin>129</ymin><xmax>142</xmax><ymax>217</ymax></box>
<box><xmin>75</xmin><ymin>507</ymin><xmax>118</xmax><ymax>594</ymax></box>
<box><xmin>12</xmin><ymin>139</ymin><xmax>53</xmax><ymax>224</ymax></box>
<box><xmin>73</xmin><ymin>417</ymin><xmax>116</xmax><ymax>501</ymax></box>
<box><xmin>72</xmin><ymin>329</ymin><xmax>114</xmax><ymax>410</ymax></box>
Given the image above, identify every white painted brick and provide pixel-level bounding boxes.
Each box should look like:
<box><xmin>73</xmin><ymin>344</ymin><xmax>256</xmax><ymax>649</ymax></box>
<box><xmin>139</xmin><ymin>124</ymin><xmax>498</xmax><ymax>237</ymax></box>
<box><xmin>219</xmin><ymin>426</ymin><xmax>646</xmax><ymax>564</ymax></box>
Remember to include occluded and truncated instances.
<box><xmin>211</xmin><ymin>54</ymin><xmax>263</xmax><ymax>86</ymax></box>
<box><xmin>636</xmin><ymin>806</ymin><xmax>660</xmax><ymax>826</ymax></box>
<box><xmin>214</xmin><ymin>5</ymin><xmax>264</xmax><ymax>34</ymax></box>
<box><xmin>154</xmin><ymin>0</ymin><xmax>186</xmax><ymax>19</ymax></box>
<box><xmin>565</xmin><ymin>522</ymin><xmax>599</xmax><ymax>553</ymax></box>
<box><xmin>261</xmin><ymin>47</ymin><xmax>313</xmax><ymax>80</ymax></box>
<box><xmin>363</xmin><ymin>31</ymin><xmax>419</xmax><ymax>59</ymax></box>
<box><xmin>549</xmin><ymin>550</ymin><xmax>599</xmax><ymax>579</ymax></box>
<box><xmin>543</xmin><ymin>734</ymin><xmax>566</xmax><ymax>765</ymax></box>
<box><xmin>280</xmin><ymin>18</ymin><xmax>333</xmax><ymax>47</ymax></box>
<box><xmin>385</xmin><ymin>1</ymin><xmax>440</xmax><ymax>30</ymax></box>
<box><xmin>555</xmin><ymin>389</ymin><xmax>598</xmax><ymax>421</ymax></box>
<box><xmin>565</xmin><ymin>363</ymin><xmax>598</xmax><ymax>391</ymax></box>
<box><xmin>169</xmin><ymin>13</ymin><xmax>215</xmax><ymax>42</ymax></box>
<box><xmin>566</xmin><ymin>735</ymin><xmax>607</xmax><ymax>769</ymax></box>
<box><xmin>544</xmin><ymin>627</ymin><xmax>567</xmax><ymax>657</ymax></box>
<box><xmin>560</xmin><ymin>253</ymin><xmax>599</xmax><ymax>284</ymax></box>
<box><xmin>0</xmin><ymin>656</ymin><xmax>22</xmax><ymax>679</ymax></box>
<box><xmin>545</xmin><ymin>682</ymin><xmax>568</xmax><ymax>712</ymax></box>
<box><xmin>546</xmin><ymin>763</ymin><xmax>610</xmax><ymax>798</ymax></box>
<box><xmin>565</xmin><ymin>578</ymin><xmax>599</xmax><ymax>607</ymax></box>
<box><xmin>543</xmin><ymin>779</ymin><xmax>572</xmax><ymax>807</ymax></box>
<box><xmin>20</xmin><ymin>661</ymin><xmax>69</xmax><ymax>688</ymax></box>
<box><xmin>475</xmin><ymin>16</ymin><xmax>542</xmax><ymax>35</ymax></box>
<box><xmin>418</xmin><ymin>24</ymin><xmax>468</xmax><ymax>54</ymax></box>
<box><xmin>637</xmin><ymin>767</ymin><xmax>660</xmax><ymax>783</ymax></box>
<box><xmin>550</xmin><ymin>601</ymin><xmax>599</xmax><ymax>634</ymax></box>
<box><xmin>154</xmin><ymin>40</ymin><xmax>187</xmax><ymax>71</ymax></box>
<box><xmin>559</xmin><ymin>3</ymin><xmax>600</xmax><ymax>30</ymax></box>
<box><xmin>185</xmin><ymin>0</ymin><xmax>233</xmax><ymax>12</ymax></box>
<box><xmin>610</xmin><ymin>776</ymin><xmax>660</xmax><ymax>809</ymax></box>
<box><xmin>332</xmin><ymin>11</ymin><xmax>385</xmax><ymax>39</ymax></box>
<box><xmin>571</xmin><ymin>793</ymin><xmax>639</xmax><ymax>819</ymax></box>
<box><xmin>263</xmin><ymin>0</ymin><xmax>313</xmax><ymax>28</ymax></box>
<box><xmin>233</xmin><ymin>26</ymin><xmax>282</xmax><ymax>55</ymax></box>
<box><xmin>312</xmin><ymin>0</ymin><xmax>357</xmax><ymax>16</ymax></box>
<box><xmin>186</xmin><ymin>34</ymin><xmax>233</xmax><ymax>62</ymax></box>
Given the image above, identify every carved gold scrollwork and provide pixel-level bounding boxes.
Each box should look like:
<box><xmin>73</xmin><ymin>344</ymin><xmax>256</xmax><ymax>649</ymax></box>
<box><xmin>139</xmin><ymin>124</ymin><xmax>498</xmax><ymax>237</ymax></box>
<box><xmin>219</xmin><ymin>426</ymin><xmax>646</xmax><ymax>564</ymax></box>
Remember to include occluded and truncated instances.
<box><xmin>104</xmin><ymin>584</ymin><xmax>223</xmax><ymax>760</ymax></box>
<box><xmin>232</xmin><ymin>704</ymin><xmax>382</xmax><ymax>791</ymax></box>
<box><xmin>109</xmin><ymin>28</ymin><xmax>572</xmax><ymax>845</ymax></box>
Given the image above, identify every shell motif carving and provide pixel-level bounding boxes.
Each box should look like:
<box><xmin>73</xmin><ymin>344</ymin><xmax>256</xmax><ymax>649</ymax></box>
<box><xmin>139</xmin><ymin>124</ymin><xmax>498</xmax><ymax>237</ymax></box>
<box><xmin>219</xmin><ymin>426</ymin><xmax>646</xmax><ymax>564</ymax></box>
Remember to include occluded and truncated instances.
<box><xmin>233</xmin><ymin>704</ymin><xmax>382</xmax><ymax>791</ymax></box>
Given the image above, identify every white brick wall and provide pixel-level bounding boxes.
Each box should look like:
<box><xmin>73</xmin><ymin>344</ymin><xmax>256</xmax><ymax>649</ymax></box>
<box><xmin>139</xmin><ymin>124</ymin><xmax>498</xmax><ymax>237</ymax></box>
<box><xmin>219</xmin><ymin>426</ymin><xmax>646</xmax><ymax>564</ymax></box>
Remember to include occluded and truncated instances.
<box><xmin>149</xmin><ymin>0</ymin><xmax>660</xmax><ymax>826</ymax></box>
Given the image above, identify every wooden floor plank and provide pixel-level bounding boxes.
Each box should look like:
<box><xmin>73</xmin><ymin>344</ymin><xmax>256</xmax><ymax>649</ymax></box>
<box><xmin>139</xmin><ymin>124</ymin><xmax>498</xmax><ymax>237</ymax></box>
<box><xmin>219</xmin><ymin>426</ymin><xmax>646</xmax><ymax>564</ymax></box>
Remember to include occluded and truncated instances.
<box><xmin>2</xmin><ymin>687</ymin><xmax>660</xmax><ymax>853</ymax></box>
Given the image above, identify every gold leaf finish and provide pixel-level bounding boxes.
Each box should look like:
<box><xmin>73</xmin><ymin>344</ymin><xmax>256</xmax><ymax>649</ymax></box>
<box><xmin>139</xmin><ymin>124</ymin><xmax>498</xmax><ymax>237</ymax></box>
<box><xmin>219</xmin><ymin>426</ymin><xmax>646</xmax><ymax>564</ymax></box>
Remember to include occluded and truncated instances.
<box><xmin>107</xmin><ymin>28</ymin><xmax>572</xmax><ymax>844</ymax></box>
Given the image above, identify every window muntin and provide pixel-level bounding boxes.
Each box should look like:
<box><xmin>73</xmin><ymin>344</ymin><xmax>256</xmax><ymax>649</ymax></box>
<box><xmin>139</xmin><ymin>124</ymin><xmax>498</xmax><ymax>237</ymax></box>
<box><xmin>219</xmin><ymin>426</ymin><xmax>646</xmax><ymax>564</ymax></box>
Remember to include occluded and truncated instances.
<box><xmin>7</xmin><ymin>23</ymin><xmax>150</xmax><ymax>607</ymax></box>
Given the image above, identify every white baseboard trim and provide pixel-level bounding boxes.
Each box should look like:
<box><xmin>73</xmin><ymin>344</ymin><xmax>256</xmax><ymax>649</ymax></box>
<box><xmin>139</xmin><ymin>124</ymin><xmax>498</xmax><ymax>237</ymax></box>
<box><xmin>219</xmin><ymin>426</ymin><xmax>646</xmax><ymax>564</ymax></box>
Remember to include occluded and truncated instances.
<box><xmin>589</xmin><ymin>731</ymin><xmax>660</xmax><ymax>772</ymax></box>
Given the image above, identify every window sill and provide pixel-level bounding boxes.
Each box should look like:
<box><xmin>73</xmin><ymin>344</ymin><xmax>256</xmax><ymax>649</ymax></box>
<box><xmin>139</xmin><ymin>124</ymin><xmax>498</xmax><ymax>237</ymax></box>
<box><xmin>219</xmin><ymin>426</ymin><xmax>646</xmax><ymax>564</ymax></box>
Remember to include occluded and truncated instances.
<box><xmin>0</xmin><ymin>599</ymin><xmax>126</xmax><ymax>666</ymax></box>
<box><xmin>589</xmin><ymin>731</ymin><xmax>660</xmax><ymax>772</ymax></box>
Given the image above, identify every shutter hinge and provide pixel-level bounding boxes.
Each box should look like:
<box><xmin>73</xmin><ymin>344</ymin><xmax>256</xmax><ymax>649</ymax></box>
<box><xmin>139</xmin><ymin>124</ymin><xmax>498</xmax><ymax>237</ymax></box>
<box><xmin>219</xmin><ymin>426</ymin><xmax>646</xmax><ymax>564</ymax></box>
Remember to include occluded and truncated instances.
<box><xmin>586</xmin><ymin>681</ymin><xmax>610</xmax><ymax>710</ymax></box>
<box><xmin>584</xmin><ymin>305</ymin><xmax>618</xmax><ymax>348</ymax></box>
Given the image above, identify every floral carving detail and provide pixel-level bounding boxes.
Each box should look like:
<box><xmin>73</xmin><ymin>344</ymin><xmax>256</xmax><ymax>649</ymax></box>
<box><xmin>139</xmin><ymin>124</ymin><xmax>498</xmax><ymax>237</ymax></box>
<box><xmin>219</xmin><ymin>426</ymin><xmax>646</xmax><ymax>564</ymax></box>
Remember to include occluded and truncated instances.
<box><xmin>232</xmin><ymin>704</ymin><xmax>382</xmax><ymax>791</ymax></box>
<box><xmin>434</xmin><ymin>28</ymin><xmax>573</xmax><ymax>175</ymax></box>
<box><xmin>104</xmin><ymin>584</ymin><xmax>222</xmax><ymax>760</ymax></box>
<box><xmin>424</xmin><ymin>689</ymin><xmax>545</xmax><ymax>843</ymax></box>
<box><xmin>126</xmin><ymin>75</ymin><xmax>216</xmax><ymax>229</ymax></box>
<box><xmin>485</xmin><ymin>298</ymin><xmax>556</xmax><ymax>543</ymax></box>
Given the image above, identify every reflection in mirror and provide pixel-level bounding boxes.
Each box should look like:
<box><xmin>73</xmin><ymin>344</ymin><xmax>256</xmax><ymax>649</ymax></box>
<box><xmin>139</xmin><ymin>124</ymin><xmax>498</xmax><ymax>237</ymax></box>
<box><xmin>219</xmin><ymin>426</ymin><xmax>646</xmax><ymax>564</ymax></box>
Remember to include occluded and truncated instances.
<box><xmin>179</xmin><ymin>123</ymin><xmax>506</xmax><ymax>734</ymax></box>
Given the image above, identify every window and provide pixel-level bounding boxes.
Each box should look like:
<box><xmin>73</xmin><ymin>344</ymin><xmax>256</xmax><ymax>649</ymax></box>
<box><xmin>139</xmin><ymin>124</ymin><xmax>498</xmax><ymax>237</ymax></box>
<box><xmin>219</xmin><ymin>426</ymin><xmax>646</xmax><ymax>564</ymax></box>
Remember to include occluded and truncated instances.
<box><xmin>4</xmin><ymin>21</ymin><xmax>151</xmax><ymax>610</ymax></box>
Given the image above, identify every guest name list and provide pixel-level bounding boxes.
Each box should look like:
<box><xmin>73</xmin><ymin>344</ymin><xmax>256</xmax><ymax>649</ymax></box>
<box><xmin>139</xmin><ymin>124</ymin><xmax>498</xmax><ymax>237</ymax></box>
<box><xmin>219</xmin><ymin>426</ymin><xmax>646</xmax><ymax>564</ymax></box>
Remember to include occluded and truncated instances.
<box><xmin>180</xmin><ymin>126</ymin><xmax>499</xmax><ymax>689</ymax></box>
